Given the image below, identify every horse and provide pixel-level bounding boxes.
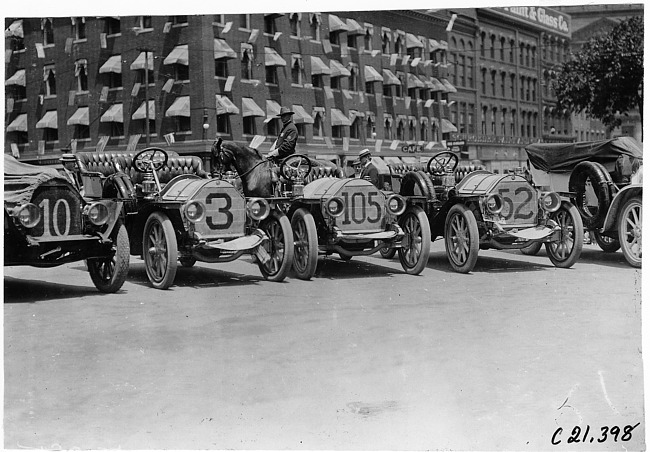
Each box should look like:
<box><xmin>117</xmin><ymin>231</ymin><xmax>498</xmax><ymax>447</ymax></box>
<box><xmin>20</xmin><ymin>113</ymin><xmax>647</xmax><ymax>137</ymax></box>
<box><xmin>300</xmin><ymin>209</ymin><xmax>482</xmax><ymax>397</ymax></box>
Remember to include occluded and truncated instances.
<box><xmin>211</xmin><ymin>138</ymin><xmax>342</xmax><ymax>197</ymax></box>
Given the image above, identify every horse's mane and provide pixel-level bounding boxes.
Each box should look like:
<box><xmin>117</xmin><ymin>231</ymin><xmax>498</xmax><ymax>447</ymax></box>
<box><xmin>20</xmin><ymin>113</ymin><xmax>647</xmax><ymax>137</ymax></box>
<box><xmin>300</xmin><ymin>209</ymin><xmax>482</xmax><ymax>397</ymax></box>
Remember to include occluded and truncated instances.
<box><xmin>222</xmin><ymin>141</ymin><xmax>263</xmax><ymax>161</ymax></box>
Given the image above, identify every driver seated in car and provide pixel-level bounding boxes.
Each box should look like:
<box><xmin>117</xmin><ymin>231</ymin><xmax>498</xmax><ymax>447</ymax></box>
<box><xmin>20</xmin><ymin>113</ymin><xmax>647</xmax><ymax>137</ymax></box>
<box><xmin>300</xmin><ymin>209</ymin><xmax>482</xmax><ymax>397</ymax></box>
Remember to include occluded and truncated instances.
<box><xmin>266</xmin><ymin>107</ymin><xmax>298</xmax><ymax>162</ymax></box>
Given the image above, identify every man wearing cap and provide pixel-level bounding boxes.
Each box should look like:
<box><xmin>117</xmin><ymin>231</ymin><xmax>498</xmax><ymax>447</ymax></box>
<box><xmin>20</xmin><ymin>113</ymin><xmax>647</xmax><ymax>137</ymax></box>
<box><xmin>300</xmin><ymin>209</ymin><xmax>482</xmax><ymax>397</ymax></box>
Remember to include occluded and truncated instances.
<box><xmin>267</xmin><ymin>107</ymin><xmax>298</xmax><ymax>160</ymax></box>
<box><xmin>358</xmin><ymin>148</ymin><xmax>380</xmax><ymax>188</ymax></box>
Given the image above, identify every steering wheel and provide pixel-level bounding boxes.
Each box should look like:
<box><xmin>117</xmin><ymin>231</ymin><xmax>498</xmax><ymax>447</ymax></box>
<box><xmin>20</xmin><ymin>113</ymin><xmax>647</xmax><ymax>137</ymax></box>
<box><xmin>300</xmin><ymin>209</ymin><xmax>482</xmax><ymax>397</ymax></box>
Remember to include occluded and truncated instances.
<box><xmin>427</xmin><ymin>151</ymin><xmax>459</xmax><ymax>174</ymax></box>
<box><xmin>280</xmin><ymin>154</ymin><xmax>313</xmax><ymax>182</ymax></box>
<box><xmin>133</xmin><ymin>147</ymin><xmax>169</xmax><ymax>173</ymax></box>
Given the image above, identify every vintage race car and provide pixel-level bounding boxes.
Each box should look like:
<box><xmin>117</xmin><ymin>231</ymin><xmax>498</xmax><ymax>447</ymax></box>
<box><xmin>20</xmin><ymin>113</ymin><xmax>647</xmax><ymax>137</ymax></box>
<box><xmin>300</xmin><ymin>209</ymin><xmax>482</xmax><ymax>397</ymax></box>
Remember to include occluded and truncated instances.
<box><xmin>4</xmin><ymin>154</ymin><xmax>129</xmax><ymax>293</ymax></box>
<box><xmin>72</xmin><ymin>147</ymin><xmax>293</xmax><ymax>289</ymax></box>
<box><xmin>387</xmin><ymin>151</ymin><xmax>583</xmax><ymax>273</ymax></box>
<box><xmin>526</xmin><ymin>137</ymin><xmax>642</xmax><ymax>267</ymax></box>
<box><xmin>276</xmin><ymin>155</ymin><xmax>431</xmax><ymax>280</ymax></box>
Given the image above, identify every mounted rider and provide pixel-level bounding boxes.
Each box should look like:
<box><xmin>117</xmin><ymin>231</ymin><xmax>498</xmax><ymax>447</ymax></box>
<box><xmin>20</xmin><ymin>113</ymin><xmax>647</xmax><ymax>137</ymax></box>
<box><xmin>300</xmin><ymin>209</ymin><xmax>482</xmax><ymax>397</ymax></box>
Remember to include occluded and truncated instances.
<box><xmin>266</xmin><ymin>107</ymin><xmax>298</xmax><ymax>161</ymax></box>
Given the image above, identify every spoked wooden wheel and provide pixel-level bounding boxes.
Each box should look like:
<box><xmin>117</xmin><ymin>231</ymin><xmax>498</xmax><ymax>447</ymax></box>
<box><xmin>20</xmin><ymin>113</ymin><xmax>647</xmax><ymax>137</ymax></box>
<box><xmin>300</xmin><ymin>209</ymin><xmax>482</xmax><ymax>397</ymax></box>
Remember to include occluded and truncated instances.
<box><xmin>618</xmin><ymin>196</ymin><xmax>642</xmax><ymax>268</ymax></box>
<box><xmin>258</xmin><ymin>211</ymin><xmax>294</xmax><ymax>281</ymax></box>
<box><xmin>444</xmin><ymin>204</ymin><xmax>479</xmax><ymax>273</ymax></box>
<box><xmin>545</xmin><ymin>203</ymin><xmax>583</xmax><ymax>269</ymax></box>
<box><xmin>291</xmin><ymin>208</ymin><xmax>318</xmax><ymax>280</ymax></box>
<box><xmin>88</xmin><ymin>222</ymin><xmax>130</xmax><ymax>293</ymax></box>
<box><xmin>398</xmin><ymin>206</ymin><xmax>431</xmax><ymax>275</ymax></box>
<box><xmin>143</xmin><ymin>212</ymin><xmax>178</xmax><ymax>289</ymax></box>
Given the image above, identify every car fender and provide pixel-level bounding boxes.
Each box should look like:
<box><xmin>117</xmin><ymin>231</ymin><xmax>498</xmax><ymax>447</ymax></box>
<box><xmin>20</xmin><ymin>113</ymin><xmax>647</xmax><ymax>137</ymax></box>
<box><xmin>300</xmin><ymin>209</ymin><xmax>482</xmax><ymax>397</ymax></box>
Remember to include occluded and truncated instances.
<box><xmin>601</xmin><ymin>184</ymin><xmax>642</xmax><ymax>233</ymax></box>
<box><xmin>98</xmin><ymin>200</ymin><xmax>124</xmax><ymax>241</ymax></box>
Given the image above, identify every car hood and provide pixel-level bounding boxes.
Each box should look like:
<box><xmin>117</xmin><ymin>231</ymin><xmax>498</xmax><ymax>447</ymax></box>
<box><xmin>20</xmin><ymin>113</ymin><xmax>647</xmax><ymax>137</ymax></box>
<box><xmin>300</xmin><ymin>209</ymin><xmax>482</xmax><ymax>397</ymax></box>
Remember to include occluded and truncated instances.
<box><xmin>4</xmin><ymin>154</ymin><xmax>71</xmax><ymax>206</ymax></box>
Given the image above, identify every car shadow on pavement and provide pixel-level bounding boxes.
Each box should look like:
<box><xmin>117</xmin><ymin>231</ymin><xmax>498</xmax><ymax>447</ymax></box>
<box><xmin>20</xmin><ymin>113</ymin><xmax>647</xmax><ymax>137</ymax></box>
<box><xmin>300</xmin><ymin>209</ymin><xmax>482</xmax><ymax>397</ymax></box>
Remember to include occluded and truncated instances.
<box><xmin>422</xmin><ymin>250</ymin><xmax>554</xmax><ymax>274</ymax></box>
<box><xmin>4</xmin><ymin>276</ymin><xmax>101</xmax><ymax>303</ymax></box>
<box><xmin>311</xmin><ymin>256</ymin><xmax>401</xmax><ymax>279</ymax></box>
<box><xmin>571</xmin><ymin>245</ymin><xmax>638</xmax><ymax>269</ymax></box>
<box><xmin>126</xmin><ymin>262</ymin><xmax>269</xmax><ymax>289</ymax></box>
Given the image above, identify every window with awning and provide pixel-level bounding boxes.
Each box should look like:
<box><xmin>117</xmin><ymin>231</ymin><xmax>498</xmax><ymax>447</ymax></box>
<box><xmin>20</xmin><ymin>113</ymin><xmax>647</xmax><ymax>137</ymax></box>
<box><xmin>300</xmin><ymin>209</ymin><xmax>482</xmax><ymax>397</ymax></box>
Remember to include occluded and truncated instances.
<box><xmin>329</xmin><ymin>60</ymin><xmax>351</xmax><ymax>77</ymax></box>
<box><xmin>428</xmin><ymin>38</ymin><xmax>441</xmax><ymax>51</ymax></box>
<box><xmin>310</xmin><ymin>56</ymin><xmax>330</xmax><ymax>75</ymax></box>
<box><xmin>214</xmin><ymin>39</ymin><xmax>236</xmax><ymax>59</ymax></box>
<box><xmin>99</xmin><ymin>55</ymin><xmax>122</xmax><ymax>74</ymax></box>
<box><xmin>266</xmin><ymin>100</ymin><xmax>281</xmax><ymax>121</ymax></box>
<box><xmin>406</xmin><ymin>33</ymin><xmax>423</xmax><ymax>49</ymax></box>
<box><xmin>382</xmin><ymin>69</ymin><xmax>401</xmax><ymax>85</ymax></box>
<box><xmin>165</xmin><ymin>96</ymin><xmax>190</xmax><ymax>117</ymax></box>
<box><xmin>419</xmin><ymin>75</ymin><xmax>434</xmax><ymax>89</ymax></box>
<box><xmin>164</xmin><ymin>45</ymin><xmax>189</xmax><ymax>66</ymax></box>
<box><xmin>265</xmin><ymin>47</ymin><xmax>286</xmax><ymax>66</ymax></box>
<box><xmin>101</xmin><ymin>104</ymin><xmax>124</xmax><ymax>123</ymax></box>
<box><xmin>7</xmin><ymin>114</ymin><xmax>27</xmax><ymax>132</ymax></box>
<box><xmin>364</xmin><ymin>66</ymin><xmax>382</xmax><ymax>83</ymax></box>
<box><xmin>292</xmin><ymin>105</ymin><xmax>314</xmax><ymax>124</ymax></box>
<box><xmin>67</xmin><ymin>106</ymin><xmax>89</xmax><ymax>126</ymax></box>
<box><xmin>346</xmin><ymin>18</ymin><xmax>364</xmax><ymax>35</ymax></box>
<box><xmin>242</xmin><ymin>97</ymin><xmax>265</xmax><ymax>117</ymax></box>
<box><xmin>216</xmin><ymin>95</ymin><xmax>239</xmax><ymax>115</ymax></box>
<box><xmin>36</xmin><ymin>110</ymin><xmax>58</xmax><ymax>129</ymax></box>
<box><xmin>407</xmin><ymin>73</ymin><xmax>424</xmax><ymax>89</ymax></box>
<box><xmin>130</xmin><ymin>51</ymin><xmax>154</xmax><ymax>71</ymax></box>
<box><xmin>328</xmin><ymin>14</ymin><xmax>348</xmax><ymax>32</ymax></box>
<box><xmin>430</xmin><ymin>77</ymin><xmax>446</xmax><ymax>91</ymax></box>
<box><xmin>440</xmin><ymin>78</ymin><xmax>457</xmax><ymax>93</ymax></box>
<box><xmin>441</xmin><ymin>118</ymin><xmax>458</xmax><ymax>133</ymax></box>
<box><xmin>330</xmin><ymin>108</ymin><xmax>351</xmax><ymax>126</ymax></box>
<box><xmin>132</xmin><ymin>100</ymin><xmax>155</xmax><ymax>120</ymax></box>
<box><xmin>5</xmin><ymin>69</ymin><xmax>25</xmax><ymax>86</ymax></box>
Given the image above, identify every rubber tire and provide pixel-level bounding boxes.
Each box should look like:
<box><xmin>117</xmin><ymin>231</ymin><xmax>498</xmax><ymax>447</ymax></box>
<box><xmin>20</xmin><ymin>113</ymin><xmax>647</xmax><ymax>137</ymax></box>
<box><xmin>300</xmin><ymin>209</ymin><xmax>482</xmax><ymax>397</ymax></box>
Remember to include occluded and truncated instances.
<box><xmin>88</xmin><ymin>222</ymin><xmax>130</xmax><ymax>293</ymax></box>
<box><xmin>180</xmin><ymin>257</ymin><xmax>197</xmax><ymax>267</ymax></box>
<box><xmin>545</xmin><ymin>203</ymin><xmax>583</xmax><ymax>269</ymax></box>
<box><xmin>379</xmin><ymin>247</ymin><xmax>396</xmax><ymax>259</ymax></box>
<box><xmin>593</xmin><ymin>231</ymin><xmax>621</xmax><ymax>253</ymax></box>
<box><xmin>258</xmin><ymin>211</ymin><xmax>294</xmax><ymax>281</ymax></box>
<box><xmin>416</xmin><ymin>171</ymin><xmax>436</xmax><ymax>200</ymax></box>
<box><xmin>291</xmin><ymin>208</ymin><xmax>319</xmax><ymax>280</ymax></box>
<box><xmin>398</xmin><ymin>206</ymin><xmax>431</xmax><ymax>275</ymax></box>
<box><xmin>400</xmin><ymin>171</ymin><xmax>435</xmax><ymax>201</ymax></box>
<box><xmin>520</xmin><ymin>241</ymin><xmax>543</xmax><ymax>256</ymax></box>
<box><xmin>569</xmin><ymin>161</ymin><xmax>612</xmax><ymax>229</ymax></box>
<box><xmin>444</xmin><ymin>204</ymin><xmax>479</xmax><ymax>273</ymax></box>
<box><xmin>339</xmin><ymin>253</ymin><xmax>353</xmax><ymax>261</ymax></box>
<box><xmin>618</xmin><ymin>196</ymin><xmax>642</xmax><ymax>268</ymax></box>
<box><xmin>143</xmin><ymin>211</ymin><xmax>178</xmax><ymax>290</ymax></box>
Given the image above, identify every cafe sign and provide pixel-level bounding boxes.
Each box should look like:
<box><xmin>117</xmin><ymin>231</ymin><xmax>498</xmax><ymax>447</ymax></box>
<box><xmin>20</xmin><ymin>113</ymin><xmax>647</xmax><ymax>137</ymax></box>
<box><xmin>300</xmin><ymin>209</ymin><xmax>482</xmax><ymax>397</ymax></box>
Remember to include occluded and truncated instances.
<box><xmin>491</xmin><ymin>6</ymin><xmax>571</xmax><ymax>37</ymax></box>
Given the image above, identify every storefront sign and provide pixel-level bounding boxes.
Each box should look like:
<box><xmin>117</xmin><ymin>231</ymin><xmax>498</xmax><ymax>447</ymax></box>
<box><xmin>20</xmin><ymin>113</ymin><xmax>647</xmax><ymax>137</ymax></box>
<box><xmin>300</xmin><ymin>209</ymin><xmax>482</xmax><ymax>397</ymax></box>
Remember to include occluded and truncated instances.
<box><xmin>491</xmin><ymin>7</ymin><xmax>570</xmax><ymax>37</ymax></box>
<box><xmin>401</xmin><ymin>143</ymin><xmax>424</xmax><ymax>153</ymax></box>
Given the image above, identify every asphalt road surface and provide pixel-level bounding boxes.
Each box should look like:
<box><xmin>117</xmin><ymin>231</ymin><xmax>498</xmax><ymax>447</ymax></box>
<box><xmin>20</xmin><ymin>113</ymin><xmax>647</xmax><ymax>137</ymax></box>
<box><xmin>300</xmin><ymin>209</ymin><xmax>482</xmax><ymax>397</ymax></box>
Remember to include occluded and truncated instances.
<box><xmin>4</xmin><ymin>242</ymin><xmax>644</xmax><ymax>451</ymax></box>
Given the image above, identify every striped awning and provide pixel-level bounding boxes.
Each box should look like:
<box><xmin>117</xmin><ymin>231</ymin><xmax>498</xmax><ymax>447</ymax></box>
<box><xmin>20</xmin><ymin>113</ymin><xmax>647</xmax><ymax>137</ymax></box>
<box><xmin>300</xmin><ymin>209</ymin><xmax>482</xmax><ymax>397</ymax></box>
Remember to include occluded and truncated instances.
<box><xmin>7</xmin><ymin>113</ymin><xmax>27</xmax><ymax>132</ymax></box>
<box><xmin>440</xmin><ymin>78</ymin><xmax>457</xmax><ymax>93</ymax></box>
<box><xmin>130</xmin><ymin>52</ymin><xmax>154</xmax><ymax>71</ymax></box>
<box><xmin>36</xmin><ymin>110</ymin><xmax>58</xmax><ymax>129</ymax></box>
<box><xmin>364</xmin><ymin>66</ymin><xmax>382</xmax><ymax>83</ymax></box>
<box><xmin>292</xmin><ymin>105</ymin><xmax>314</xmax><ymax>124</ymax></box>
<box><xmin>330</xmin><ymin>108</ymin><xmax>351</xmax><ymax>126</ymax></box>
<box><xmin>99</xmin><ymin>55</ymin><xmax>122</xmax><ymax>74</ymax></box>
<box><xmin>428</xmin><ymin>38</ymin><xmax>441</xmax><ymax>50</ymax></box>
<box><xmin>242</xmin><ymin>97</ymin><xmax>265</xmax><ymax>117</ymax></box>
<box><xmin>419</xmin><ymin>75</ymin><xmax>434</xmax><ymax>89</ymax></box>
<box><xmin>329</xmin><ymin>59</ymin><xmax>351</xmax><ymax>77</ymax></box>
<box><xmin>382</xmin><ymin>69</ymin><xmax>401</xmax><ymax>86</ymax></box>
<box><xmin>132</xmin><ymin>100</ymin><xmax>155</xmax><ymax>120</ymax></box>
<box><xmin>430</xmin><ymin>77</ymin><xmax>446</xmax><ymax>91</ymax></box>
<box><xmin>310</xmin><ymin>56</ymin><xmax>330</xmax><ymax>75</ymax></box>
<box><xmin>101</xmin><ymin>104</ymin><xmax>124</xmax><ymax>123</ymax></box>
<box><xmin>406</xmin><ymin>33</ymin><xmax>423</xmax><ymax>48</ymax></box>
<box><xmin>214</xmin><ymin>39</ymin><xmax>237</xmax><ymax>59</ymax></box>
<box><xmin>67</xmin><ymin>106</ymin><xmax>89</xmax><ymax>126</ymax></box>
<box><xmin>441</xmin><ymin>118</ymin><xmax>458</xmax><ymax>133</ymax></box>
<box><xmin>407</xmin><ymin>73</ymin><xmax>424</xmax><ymax>89</ymax></box>
<box><xmin>265</xmin><ymin>47</ymin><xmax>287</xmax><ymax>66</ymax></box>
<box><xmin>165</xmin><ymin>96</ymin><xmax>190</xmax><ymax>117</ymax></box>
<box><xmin>346</xmin><ymin>18</ymin><xmax>364</xmax><ymax>35</ymax></box>
<box><xmin>216</xmin><ymin>95</ymin><xmax>239</xmax><ymax>115</ymax></box>
<box><xmin>328</xmin><ymin>14</ymin><xmax>348</xmax><ymax>32</ymax></box>
<box><xmin>163</xmin><ymin>45</ymin><xmax>189</xmax><ymax>66</ymax></box>
<box><xmin>5</xmin><ymin>69</ymin><xmax>25</xmax><ymax>86</ymax></box>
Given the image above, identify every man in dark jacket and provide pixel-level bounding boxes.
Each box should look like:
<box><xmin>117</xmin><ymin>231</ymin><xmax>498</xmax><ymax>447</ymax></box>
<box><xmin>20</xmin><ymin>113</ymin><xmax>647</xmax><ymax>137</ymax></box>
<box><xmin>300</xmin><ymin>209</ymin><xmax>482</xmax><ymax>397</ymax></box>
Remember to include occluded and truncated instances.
<box><xmin>359</xmin><ymin>148</ymin><xmax>380</xmax><ymax>188</ymax></box>
<box><xmin>267</xmin><ymin>107</ymin><xmax>298</xmax><ymax>160</ymax></box>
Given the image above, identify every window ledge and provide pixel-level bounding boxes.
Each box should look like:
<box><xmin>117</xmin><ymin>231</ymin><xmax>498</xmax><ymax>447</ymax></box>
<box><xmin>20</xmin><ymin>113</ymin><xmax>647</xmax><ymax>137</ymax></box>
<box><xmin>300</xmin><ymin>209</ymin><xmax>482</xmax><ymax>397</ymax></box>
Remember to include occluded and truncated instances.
<box><xmin>73</xmin><ymin>38</ymin><xmax>88</xmax><ymax>44</ymax></box>
<box><xmin>241</xmin><ymin>79</ymin><xmax>260</xmax><ymax>84</ymax></box>
<box><xmin>107</xmin><ymin>33</ymin><xmax>121</xmax><ymax>39</ymax></box>
<box><xmin>172</xmin><ymin>23</ymin><xmax>188</xmax><ymax>28</ymax></box>
<box><xmin>43</xmin><ymin>43</ymin><xmax>55</xmax><ymax>49</ymax></box>
<box><xmin>175</xmin><ymin>130</ymin><xmax>192</xmax><ymax>135</ymax></box>
<box><xmin>108</xmin><ymin>87</ymin><xmax>123</xmax><ymax>92</ymax></box>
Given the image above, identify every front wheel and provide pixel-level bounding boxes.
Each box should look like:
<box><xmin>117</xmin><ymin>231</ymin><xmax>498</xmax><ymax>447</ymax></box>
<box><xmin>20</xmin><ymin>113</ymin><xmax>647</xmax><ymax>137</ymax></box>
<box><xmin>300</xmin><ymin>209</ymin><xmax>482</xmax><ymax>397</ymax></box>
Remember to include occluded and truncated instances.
<box><xmin>618</xmin><ymin>196</ymin><xmax>642</xmax><ymax>268</ymax></box>
<box><xmin>291</xmin><ymin>208</ymin><xmax>319</xmax><ymax>280</ymax></box>
<box><xmin>593</xmin><ymin>231</ymin><xmax>621</xmax><ymax>253</ymax></box>
<box><xmin>545</xmin><ymin>203</ymin><xmax>583</xmax><ymax>269</ymax></box>
<box><xmin>258</xmin><ymin>211</ymin><xmax>294</xmax><ymax>281</ymax></box>
<box><xmin>444</xmin><ymin>204</ymin><xmax>479</xmax><ymax>273</ymax></box>
<box><xmin>88</xmin><ymin>222</ymin><xmax>130</xmax><ymax>293</ymax></box>
<box><xmin>398</xmin><ymin>207</ymin><xmax>431</xmax><ymax>275</ymax></box>
<box><xmin>143</xmin><ymin>212</ymin><xmax>178</xmax><ymax>289</ymax></box>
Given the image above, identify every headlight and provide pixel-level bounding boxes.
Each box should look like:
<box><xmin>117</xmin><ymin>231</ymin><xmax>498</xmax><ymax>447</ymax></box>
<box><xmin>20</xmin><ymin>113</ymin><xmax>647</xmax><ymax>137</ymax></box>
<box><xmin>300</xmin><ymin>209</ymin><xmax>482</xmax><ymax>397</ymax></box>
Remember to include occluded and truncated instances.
<box><xmin>17</xmin><ymin>203</ymin><xmax>41</xmax><ymax>228</ymax></box>
<box><xmin>247</xmin><ymin>198</ymin><xmax>270</xmax><ymax>221</ymax></box>
<box><xmin>484</xmin><ymin>193</ymin><xmax>504</xmax><ymax>215</ymax></box>
<box><xmin>323</xmin><ymin>197</ymin><xmax>345</xmax><ymax>218</ymax></box>
<box><xmin>386</xmin><ymin>194</ymin><xmax>406</xmax><ymax>216</ymax></box>
<box><xmin>184</xmin><ymin>200</ymin><xmax>206</xmax><ymax>223</ymax></box>
<box><xmin>540</xmin><ymin>192</ymin><xmax>561</xmax><ymax>212</ymax></box>
<box><xmin>84</xmin><ymin>202</ymin><xmax>109</xmax><ymax>226</ymax></box>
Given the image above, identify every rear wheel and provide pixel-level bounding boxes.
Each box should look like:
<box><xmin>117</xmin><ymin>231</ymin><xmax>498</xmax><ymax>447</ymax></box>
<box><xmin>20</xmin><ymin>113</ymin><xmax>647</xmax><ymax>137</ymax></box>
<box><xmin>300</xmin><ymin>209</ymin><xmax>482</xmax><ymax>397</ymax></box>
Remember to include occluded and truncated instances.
<box><xmin>618</xmin><ymin>196</ymin><xmax>642</xmax><ymax>268</ymax></box>
<box><xmin>444</xmin><ymin>204</ymin><xmax>479</xmax><ymax>273</ymax></box>
<box><xmin>520</xmin><ymin>241</ymin><xmax>543</xmax><ymax>256</ymax></box>
<box><xmin>398</xmin><ymin>207</ymin><xmax>431</xmax><ymax>275</ymax></box>
<box><xmin>143</xmin><ymin>212</ymin><xmax>178</xmax><ymax>289</ymax></box>
<box><xmin>88</xmin><ymin>222</ymin><xmax>130</xmax><ymax>293</ymax></box>
<box><xmin>593</xmin><ymin>231</ymin><xmax>621</xmax><ymax>253</ymax></box>
<box><xmin>258</xmin><ymin>211</ymin><xmax>294</xmax><ymax>281</ymax></box>
<box><xmin>545</xmin><ymin>203</ymin><xmax>583</xmax><ymax>268</ymax></box>
<box><xmin>291</xmin><ymin>208</ymin><xmax>319</xmax><ymax>280</ymax></box>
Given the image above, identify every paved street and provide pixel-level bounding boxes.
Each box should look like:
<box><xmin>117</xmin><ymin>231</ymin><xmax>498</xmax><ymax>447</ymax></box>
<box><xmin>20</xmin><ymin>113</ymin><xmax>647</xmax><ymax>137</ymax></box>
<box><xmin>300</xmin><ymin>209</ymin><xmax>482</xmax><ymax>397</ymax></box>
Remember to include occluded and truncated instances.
<box><xmin>4</xmin><ymin>242</ymin><xmax>644</xmax><ymax>451</ymax></box>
